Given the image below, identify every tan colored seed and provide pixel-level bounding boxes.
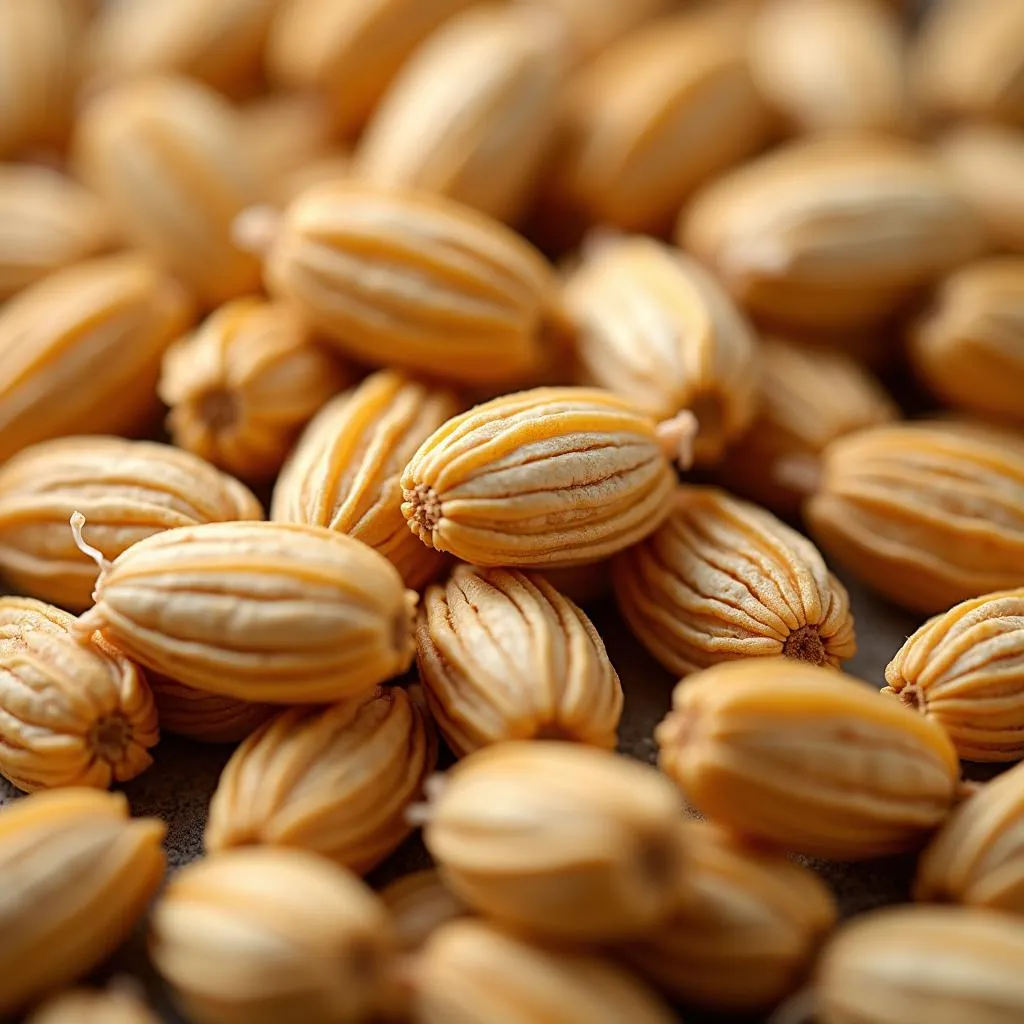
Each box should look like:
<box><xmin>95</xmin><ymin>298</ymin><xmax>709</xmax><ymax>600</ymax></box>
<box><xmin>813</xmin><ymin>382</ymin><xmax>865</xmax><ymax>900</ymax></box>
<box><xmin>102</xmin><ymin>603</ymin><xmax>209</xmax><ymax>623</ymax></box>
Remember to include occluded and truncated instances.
<box><xmin>614</xmin><ymin>486</ymin><xmax>857</xmax><ymax>677</ymax></box>
<box><xmin>272</xmin><ymin>370</ymin><xmax>459</xmax><ymax>589</ymax></box>
<box><xmin>937</xmin><ymin>123</ymin><xmax>1024</xmax><ymax>260</ymax></box>
<box><xmin>75</xmin><ymin>520</ymin><xmax>417</xmax><ymax>704</ymax></box>
<box><xmin>657</xmin><ymin>659</ymin><xmax>962</xmax><ymax>860</ymax></box>
<box><xmin>0</xmin><ymin>597</ymin><xmax>157</xmax><ymax>793</ymax></box>
<box><xmin>816</xmin><ymin>905</ymin><xmax>1024</xmax><ymax>1024</ymax></box>
<box><xmin>679</xmin><ymin>136</ymin><xmax>984</xmax><ymax>332</ymax></box>
<box><xmin>619</xmin><ymin>821</ymin><xmax>837</xmax><ymax>1013</ymax></box>
<box><xmin>251</xmin><ymin>181</ymin><xmax>559</xmax><ymax>386</ymax></box>
<box><xmin>918</xmin><ymin>415</ymin><xmax>1024</xmax><ymax>456</ymax></box>
<box><xmin>909</xmin><ymin>257</ymin><xmax>1024</xmax><ymax>425</ymax></box>
<box><xmin>555</xmin><ymin>5</ymin><xmax>772</xmax><ymax>232</ymax></box>
<box><xmin>237</xmin><ymin>93</ymin><xmax>336</xmax><ymax>203</ymax></box>
<box><xmin>422</xmin><ymin>741</ymin><xmax>687</xmax><ymax>941</ymax></box>
<box><xmin>416</xmin><ymin>564</ymin><xmax>623</xmax><ymax>754</ymax></box>
<box><xmin>265</xmin><ymin>0</ymin><xmax>477</xmax><ymax>136</ymax></box>
<box><xmin>714</xmin><ymin>335</ymin><xmax>898</xmax><ymax>517</ymax></box>
<box><xmin>0</xmin><ymin>164</ymin><xmax>114</xmax><ymax>301</ymax></box>
<box><xmin>806</xmin><ymin>423</ymin><xmax>1024</xmax><ymax>614</ymax></box>
<box><xmin>913</xmin><ymin>0</ymin><xmax>1024</xmax><ymax>128</ymax></box>
<box><xmin>749</xmin><ymin>0</ymin><xmax>911</xmax><ymax>136</ymax></box>
<box><xmin>148</xmin><ymin>674</ymin><xmax>276</xmax><ymax>744</ymax></box>
<box><xmin>82</xmin><ymin>0</ymin><xmax>276</xmax><ymax>97</ymax></box>
<box><xmin>159</xmin><ymin>298</ymin><xmax>349</xmax><ymax>482</ymax></box>
<box><xmin>205</xmin><ymin>686</ymin><xmax>436</xmax><ymax>873</ymax></box>
<box><xmin>74</xmin><ymin>75</ymin><xmax>264</xmax><ymax>307</ymax></box>
<box><xmin>354</xmin><ymin>4</ymin><xmax>569</xmax><ymax>224</ymax></box>
<box><xmin>27</xmin><ymin>986</ymin><xmax>158</xmax><ymax>1024</ymax></box>
<box><xmin>380</xmin><ymin>869</ymin><xmax>470</xmax><ymax>952</ymax></box>
<box><xmin>0</xmin><ymin>788</ymin><xmax>166</xmax><ymax>1016</ymax></box>
<box><xmin>412</xmin><ymin>919</ymin><xmax>675</xmax><ymax>1024</ymax></box>
<box><xmin>916</xmin><ymin>759</ymin><xmax>1024</xmax><ymax>914</ymax></box>
<box><xmin>400</xmin><ymin>386</ymin><xmax>695</xmax><ymax>567</ymax></box>
<box><xmin>563</xmin><ymin>235</ymin><xmax>759</xmax><ymax>465</ymax></box>
<box><xmin>938</xmin><ymin>123</ymin><xmax>1024</xmax><ymax>255</ymax></box>
<box><xmin>0</xmin><ymin>253</ymin><xmax>195</xmax><ymax>467</ymax></box>
<box><xmin>519</xmin><ymin>0</ymin><xmax>674</xmax><ymax>64</ymax></box>
<box><xmin>884</xmin><ymin>588</ymin><xmax>1024</xmax><ymax>762</ymax></box>
<box><xmin>0</xmin><ymin>436</ymin><xmax>262</xmax><ymax>611</ymax></box>
<box><xmin>0</xmin><ymin>0</ymin><xmax>81</xmax><ymax>157</ymax></box>
<box><xmin>149</xmin><ymin>846</ymin><xmax>394</xmax><ymax>1024</ymax></box>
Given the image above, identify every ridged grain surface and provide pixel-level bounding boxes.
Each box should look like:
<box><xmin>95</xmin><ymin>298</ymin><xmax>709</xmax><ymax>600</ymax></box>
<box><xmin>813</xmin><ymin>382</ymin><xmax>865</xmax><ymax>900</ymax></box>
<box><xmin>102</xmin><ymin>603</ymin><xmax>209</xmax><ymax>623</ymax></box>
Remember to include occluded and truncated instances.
<box><xmin>266</xmin><ymin>0</ymin><xmax>477</xmax><ymax>135</ymax></box>
<box><xmin>0</xmin><ymin>436</ymin><xmax>262</xmax><ymax>611</ymax></box>
<box><xmin>680</xmin><ymin>136</ymin><xmax>984</xmax><ymax>331</ymax></box>
<box><xmin>0</xmin><ymin>789</ymin><xmax>166</xmax><ymax>1016</ymax></box>
<box><xmin>74</xmin><ymin>76</ymin><xmax>264</xmax><ymax>307</ymax></box>
<box><xmin>0</xmin><ymin>254</ymin><xmax>195</xmax><ymax>466</ymax></box>
<box><xmin>916</xmin><ymin>760</ymin><xmax>1024</xmax><ymax>913</ymax></box>
<box><xmin>0</xmin><ymin>164</ymin><xmax>114</xmax><ymax>301</ymax></box>
<box><xmin>272</xmin><ymin>370</ymin><xmax>458</xmax><ymax>588</ymax></box>
<box><xmin>401</xmin><ymin>387</ymin><xmax>683</xmax><ymax>566</ymax></box>
<box><xmin>620</xmin><ymin>822</ymin><xmax>837</xmax><ymax>1013</ymax></box>
<box><xmin>160</xmin><ymin>298</ymin><xmax>348</xmax><ymax>482</ymax></box>
<box><xmin>78</xmin><ymin>521</ymin><xmax>417</xmax><ymax>703</ymax></box>
<box><xmin>564</xmin><ymin>237</ymin><xmax>758</xmax><ymax>464</ymax></box>
<box><xmin>557</xmin><ymin>5</ymin><xmax>771</xmax><ymax>231</ymax></box>
<box><xmin>205</xmin><ymin>686</ymin><xmax>436</xmax><ymax>873</ymax></box>
<box><xmin>424</xmin><ymin>741</ymin><xmax>686</xmax><ymax>940</ymax></box>
<box><xmin>615</xmin><ymin>486</ymin><xmax>856</xmax><ymax>676</ymax></box>
<box><xmin>909</xmin><ymin>257</ymin><xmax>1024</xmax><ymax>424</ymax></box>
<box><xmin>817</xmin><ymin>906</ymin><xmax>1024</xmax><ymax>1024</ymax></box>
<box><xmin>415</xmin><ymin>919</ymin><xmax>675</xmax><ymax>1024</ymax></box>
<box><xmin>807</xmin><ymin>424</ymin><xmax>1024</xmax><ymax>614</ymax></box>
<box><xmin>417</xmin><ymin>564</ymin><xmax>622</xmax><ymax>754</ymax></box>
<box><xmin>148</xmin><ymin>674</ymin><xmax>275</xmax><ymax>745</ymax></box>
<box><xmin>657</xmin><ymin>659</ymin><xmax>961</xmax><ymax>860</ymax></box>
<box><xmin>885</xmin><ymin>588</ymin><xmax>1024</xmax><ymax>761</ymax></box>
<box><xmin>263</xmin><ymin>182</ymin><xmax>557</xmax><ymax>384</ymax></box>
<box><xmin>0</xmin><ymin>598</ymin><xmax>157</xmax><ymax>792</ymax></box>
<box><xmin>715</xmin><ymin>336</ymin><xmax>897</xmax><ymax>516</ymax></box>
<box><xmin>354</xmin><ymin>5</ymin><xmax>568</xmax><ymax>223</ymax></box>
<box><xmin>149</xmin><ymin>847</ymin><xmax>392</xmax><ymax>1024</ymax></box>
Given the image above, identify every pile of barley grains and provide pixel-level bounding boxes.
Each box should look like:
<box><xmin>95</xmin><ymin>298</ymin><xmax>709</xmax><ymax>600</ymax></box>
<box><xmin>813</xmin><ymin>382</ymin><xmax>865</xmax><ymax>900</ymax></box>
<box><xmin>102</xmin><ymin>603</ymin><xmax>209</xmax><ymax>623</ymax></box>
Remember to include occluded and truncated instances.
<box><xmin>1</xmin><ymin>1</ymin><xmax>1024</xmax><ymax>1022</ymax></box>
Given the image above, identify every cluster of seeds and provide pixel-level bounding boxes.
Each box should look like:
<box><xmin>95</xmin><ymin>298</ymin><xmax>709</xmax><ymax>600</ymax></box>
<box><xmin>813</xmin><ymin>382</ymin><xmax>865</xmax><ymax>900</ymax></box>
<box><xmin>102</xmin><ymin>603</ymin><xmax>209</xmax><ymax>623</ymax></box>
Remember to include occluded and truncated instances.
<box><xmin>0</xmin><ymin>0</ymin><xmax>1023</xmax><ymax>1022</ymax></box>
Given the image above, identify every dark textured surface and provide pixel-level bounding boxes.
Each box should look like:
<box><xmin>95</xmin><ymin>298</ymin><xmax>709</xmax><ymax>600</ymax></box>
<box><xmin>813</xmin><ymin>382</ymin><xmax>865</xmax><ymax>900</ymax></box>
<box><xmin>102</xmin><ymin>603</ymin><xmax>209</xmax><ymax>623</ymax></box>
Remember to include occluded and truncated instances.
<box><xmin>3</xmin><ymin>568</ymin><xmax>980</xmax><ymax>1021</ymax></box>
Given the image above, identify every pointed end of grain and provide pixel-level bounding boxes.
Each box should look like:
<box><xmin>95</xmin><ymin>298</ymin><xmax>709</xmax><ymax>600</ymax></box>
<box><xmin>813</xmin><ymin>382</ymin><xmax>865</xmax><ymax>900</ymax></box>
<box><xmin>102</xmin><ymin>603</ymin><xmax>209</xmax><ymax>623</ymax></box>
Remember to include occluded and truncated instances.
<box><xmin>232</xmin><ymin>204</ymin><xmax>282</xmax><ymax>256</ymax></box>
<box><xmin>955</xmin><ymin>779</ymin><xmax>982</xmax><ymax>804</ymax></box>
<box><xmin>405</xmin><ymin>801</ymin><xmax>433</xmax><ymax>828</ymax></box>
<box><xmin>407</xmin><ymin>773</ymin><xmax>449</xmax><ymax>827</ymax></box>
<box><xmin>656</xmin><ymin>410</ymin><xmax>698</xmax><ymax>471</ymax></box>
<box><xmin>71</xmin><ymin>605</ymin><xmax>107</xmax><ymax>644</ymax></box>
